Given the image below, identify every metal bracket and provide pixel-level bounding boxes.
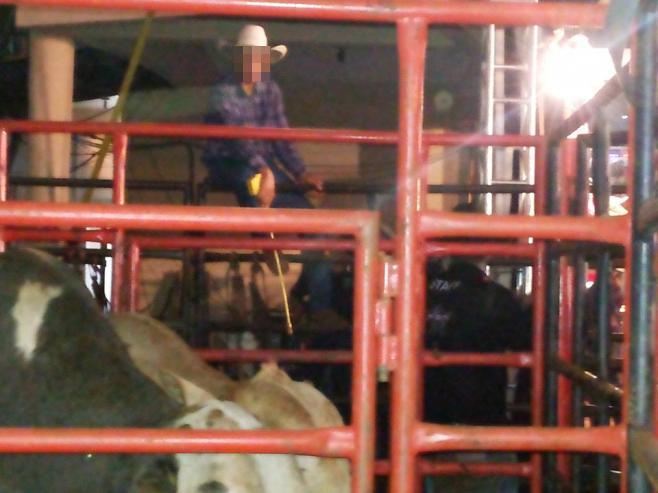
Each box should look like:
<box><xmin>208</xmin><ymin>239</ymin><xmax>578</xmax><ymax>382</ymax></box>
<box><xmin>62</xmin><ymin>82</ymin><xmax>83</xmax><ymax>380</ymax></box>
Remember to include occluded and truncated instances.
<box><xmin>377</xmin><ymin>330</ymin><xmax>398</xmax><ymax>381</ymax></box>
<box><xmin>380</xmin><ymin>256</ymin><xmax>399</xmax><ymax>298</ymax></box>
<box><xmin>376</xmin><ymin>255</ymin><xmax>399</xmax><ymax>381</ymax></box>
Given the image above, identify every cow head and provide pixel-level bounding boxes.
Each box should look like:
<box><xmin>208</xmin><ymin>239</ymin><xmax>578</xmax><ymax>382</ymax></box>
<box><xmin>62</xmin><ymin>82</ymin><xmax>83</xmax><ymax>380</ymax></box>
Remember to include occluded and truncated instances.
<box><xmin>174</xmin><ymin>402</ymin><xmax>262</xmax><ymax>493</ymax></box>
<box><xmin>173</xmin><ymin>399</ymin><xmax>308</xmax><ymax>493</ymax></box>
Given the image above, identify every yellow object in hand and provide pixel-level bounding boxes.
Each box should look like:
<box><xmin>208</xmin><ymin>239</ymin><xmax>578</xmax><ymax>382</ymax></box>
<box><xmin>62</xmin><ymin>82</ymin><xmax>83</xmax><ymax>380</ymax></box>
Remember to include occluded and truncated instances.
<box><xmin>245</xmin><ymin>170</ymin><xmax>293</xmax><ymax>333</ymax></box>
<box><xmin>247</xmin><ymin>172</ymin><xmax>263</xmax><ymax>197</ymax></box>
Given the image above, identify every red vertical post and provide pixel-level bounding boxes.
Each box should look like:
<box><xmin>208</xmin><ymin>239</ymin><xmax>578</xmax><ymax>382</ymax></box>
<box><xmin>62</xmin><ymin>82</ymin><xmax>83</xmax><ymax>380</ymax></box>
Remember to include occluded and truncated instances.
<box><xmin>528</xmin><ymin>133</ymin><xmax>548</xmax><ymax>493</ymax></box>
<box><xmin>557</xmin><ymin>262</ymin><xmax>574</xmax><ymax>478</ymax></box>
<box><xmin>390</xmin><ymin>17</ymin><xmax>427</xmax><ymax>493</ymax></box>
<box><xmin>560</xmin><ymin>139</ymin><xmax>578</xmax><ymax>211</ymax></box>
<box><xmin>0</xmin><ymin>129</ymin><xmax>7</xmax><ymax>253</ymax></box>
<box><xmin>415</xmin><ymin>249</ymin><xmax>427</xmax><ymax>493</ymax></box>
<box><xmin>127</xmin><ymin>242</ymin><xmax>141</xmax><ymax>312</ymax></box>
<box><xmin>556</xmin><ymin>139</ymin><xmax>576</xmax><ymax>480</ymax></box>
<box><xmin>534</xmin><ymin>139</ymin><xmax>547</xmax><ymax>215</ymax></box>
<box><xmin>0</xmin><ymin>129</ymin><xmax>7</xmax><ymax>202</ymax></box>
<box><xmin>351</xmin><ymin>219</ymin><xmax>378</xmax><ymax>493</ymax></box>
<box><xmin>419</xmin><ymin>142</ymin><xmax>430</xmax><ymax>211</ymax></box>
<box><xmin>111</xmin><ymin>132</ymin><xmax>128</xmax><ymax>312</ymax></box>
<box><xmin>111</xmin><ymin>230</ymin><xmax>125</xmax><ymax>312</ymax></box>
<box><xmin>531</xmin><ymin>243</ymin><xmax>546</xmax><ymax>493</ymax></box>
<box><xmin>112</xmin><ymin>132</ymin><xmax>128</xmax><ymax>205</ymax></box>
<box><xmin>415</xmin><ymin>141</ymin><xmax>430</xmax><ymax>491</ymax></box>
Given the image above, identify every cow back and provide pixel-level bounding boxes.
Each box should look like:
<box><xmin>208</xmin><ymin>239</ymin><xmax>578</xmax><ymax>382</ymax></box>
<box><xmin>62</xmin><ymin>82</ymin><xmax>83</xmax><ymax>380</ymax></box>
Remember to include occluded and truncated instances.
<box><xmin>0</xmin><ymin>248</ymin><xmax>182</xmax><ymax>493</ymax></box>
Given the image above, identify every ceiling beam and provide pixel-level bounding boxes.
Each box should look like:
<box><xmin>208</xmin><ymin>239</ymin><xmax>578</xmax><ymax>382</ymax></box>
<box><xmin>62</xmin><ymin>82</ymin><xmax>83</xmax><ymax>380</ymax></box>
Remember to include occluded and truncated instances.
<box><xmin>16</xmin><ymin>6</ymin><xmax>178</xmax><ymax>27</ymax></box>
<box><xmin>19</xmin><ymin>14</ymin><xmax>454</xmax><ymax>48</ymax></box>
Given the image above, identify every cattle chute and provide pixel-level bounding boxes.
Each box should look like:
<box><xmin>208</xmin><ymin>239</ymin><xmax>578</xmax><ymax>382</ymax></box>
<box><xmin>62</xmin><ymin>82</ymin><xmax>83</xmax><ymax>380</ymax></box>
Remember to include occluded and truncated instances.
<box><xmin>0</xmin><ymin>0</ymin><xmax>655</xmax><ymax>492</ymax></box>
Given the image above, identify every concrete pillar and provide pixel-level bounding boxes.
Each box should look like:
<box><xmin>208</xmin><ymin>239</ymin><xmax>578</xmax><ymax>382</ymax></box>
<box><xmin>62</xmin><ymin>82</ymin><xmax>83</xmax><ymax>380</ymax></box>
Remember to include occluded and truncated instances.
<box><xmin>27</xmin><ymin>32</ymin><xmax>74</xmax><ymax>202</ymax></box>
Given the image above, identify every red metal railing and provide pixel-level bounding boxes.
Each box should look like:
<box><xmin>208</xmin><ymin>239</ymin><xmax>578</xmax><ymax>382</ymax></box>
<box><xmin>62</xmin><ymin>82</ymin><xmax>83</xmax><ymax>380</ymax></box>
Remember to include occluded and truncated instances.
<box><xmin>0</xmin><ymin>128</ymin><xmax>624</xmax><ymax>488</ymax></box>
<box><xmin>0</xmin><ymin>1</ymin><xmax>639</xmax><ymax>492</ymax></box>
<box><xmin>375</xmin><ymin>459</ymin><xmax>534</xmax><ymax>477</ymax></box>
<box><xmin>0</xmin><ymin>129</ymin><xmax>7</xmax><ymax>205</ymax></box>
<box><xmin>415</xmin><ymin>424</ymin><xmax>626</xmax><ymax>456</ymax></box>
<box><xmin>0</xmin><ymin>0</ymin><xmax>607</xmax><ymax>25</ymax></box>
<box><xmin>0</xmin><ymin>202</ymin><xmax>379</xmax><ymax>493</ymax></box>
<box><xmin>2</xmin><ymin>228</ymin><xmax>115</xmax><ymax>243</ymax></box>
<box><xmin>0</xmin><ymin>427</ymin><xmax>354</xmax><ymax>455</ymax></box>
<box><xmin>419</xmin><ymin>211</ymin><xmax>629</xmax><ymax>246</ymax></box>
<box><xmin>0</xmin><ymin>110</ymin><xmax>621</xmax><ymax>493</ymax></box>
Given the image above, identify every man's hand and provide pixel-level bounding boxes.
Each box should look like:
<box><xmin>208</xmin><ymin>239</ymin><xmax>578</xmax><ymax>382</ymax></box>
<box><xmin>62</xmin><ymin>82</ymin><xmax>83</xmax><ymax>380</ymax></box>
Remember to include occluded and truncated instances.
<box><xmin>256</xmin><ymin>166</ymin><xmax>275</xmax><ymax>208</ymax></box>
<box><xmin>298</xmin><ymin>172</ymin><xmax>324</xmax><ymax>192</ymax></box>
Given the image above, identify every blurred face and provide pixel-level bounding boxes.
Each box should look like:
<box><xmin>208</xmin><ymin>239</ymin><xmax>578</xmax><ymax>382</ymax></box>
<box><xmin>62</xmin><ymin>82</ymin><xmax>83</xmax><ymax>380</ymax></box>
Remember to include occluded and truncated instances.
<box><xmin>233</xmin><ymin>46</ymin><xmax>271</xmax><ymax>83</ymax></box>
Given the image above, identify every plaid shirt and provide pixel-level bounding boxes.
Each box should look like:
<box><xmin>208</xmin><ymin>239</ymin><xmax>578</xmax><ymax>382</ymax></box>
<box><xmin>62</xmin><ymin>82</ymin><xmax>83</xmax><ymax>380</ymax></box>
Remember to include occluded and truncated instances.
<box><xmin>202</xmin><ymin>75</ymin><xmax>306</xmax><ymax>177</ymax></box>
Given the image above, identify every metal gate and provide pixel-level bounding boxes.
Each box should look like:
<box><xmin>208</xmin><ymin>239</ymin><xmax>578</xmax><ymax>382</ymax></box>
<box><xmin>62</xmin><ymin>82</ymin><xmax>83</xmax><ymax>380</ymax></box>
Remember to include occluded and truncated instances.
<box><xmin>0</xmin><ymin>1</ymin><xmax>656</xmax><ymax>492</ymax></box>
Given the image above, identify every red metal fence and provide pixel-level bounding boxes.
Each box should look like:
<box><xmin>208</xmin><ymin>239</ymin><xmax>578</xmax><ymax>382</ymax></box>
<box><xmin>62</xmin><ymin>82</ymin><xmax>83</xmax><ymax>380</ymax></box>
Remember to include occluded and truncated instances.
<box><xmin>0</xmin><ymin>1</ymin><xmax>655</xmax><ymax>492</ymax></box>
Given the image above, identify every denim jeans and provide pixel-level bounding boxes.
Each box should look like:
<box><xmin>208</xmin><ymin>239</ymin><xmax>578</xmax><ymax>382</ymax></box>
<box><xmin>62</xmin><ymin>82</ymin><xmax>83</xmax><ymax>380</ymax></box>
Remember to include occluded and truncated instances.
<box><xmin>206</xmin><ymin>158</ymin><xmax>333</xmax><ymax>312</ymax></box>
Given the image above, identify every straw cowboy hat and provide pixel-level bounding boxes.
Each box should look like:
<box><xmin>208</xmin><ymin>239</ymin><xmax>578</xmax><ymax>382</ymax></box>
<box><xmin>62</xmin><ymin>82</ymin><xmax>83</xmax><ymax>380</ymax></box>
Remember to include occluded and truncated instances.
<box><xmin>233</xmin><ymin>24</ymin><xmax>288</xmax><ymax>63</ymax></box>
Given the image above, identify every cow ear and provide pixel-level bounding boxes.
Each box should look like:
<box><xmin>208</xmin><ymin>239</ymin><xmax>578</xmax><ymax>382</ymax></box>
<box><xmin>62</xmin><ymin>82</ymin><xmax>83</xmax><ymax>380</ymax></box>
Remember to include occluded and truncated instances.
<box><xmin>157</xmin><ymin>370</ymin><xmax>187</xmax><ymax>405</ymax></box>
<box><xmin>163</xmin><ymin>371</ymin><xmax>215</xmax><ymax>407</ymax></box>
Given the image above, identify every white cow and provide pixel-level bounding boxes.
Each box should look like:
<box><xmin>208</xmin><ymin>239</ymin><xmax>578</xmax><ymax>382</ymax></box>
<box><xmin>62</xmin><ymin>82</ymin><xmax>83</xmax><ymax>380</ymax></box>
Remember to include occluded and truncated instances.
<box><xmin>233</xmin><ymin>364</ymin><xmax>349</xmax><ymax>493</ymax></box>
<box><xmin>110</xmin><ymin>313</ymin><xmax>350</xmax><ymax>493</ymax></box>
<box><xmin>175</xmin><ymin>399</ymin><xmax>307</xmax><ymax>493</ymax></box>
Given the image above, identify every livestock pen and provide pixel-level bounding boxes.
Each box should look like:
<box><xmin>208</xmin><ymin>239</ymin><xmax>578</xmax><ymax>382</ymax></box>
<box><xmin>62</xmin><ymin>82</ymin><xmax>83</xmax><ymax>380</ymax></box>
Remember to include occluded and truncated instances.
<box><xmin>0</xmin><ymin>0</ymin><xmax>656</xmax><ymax>492</ymax></box>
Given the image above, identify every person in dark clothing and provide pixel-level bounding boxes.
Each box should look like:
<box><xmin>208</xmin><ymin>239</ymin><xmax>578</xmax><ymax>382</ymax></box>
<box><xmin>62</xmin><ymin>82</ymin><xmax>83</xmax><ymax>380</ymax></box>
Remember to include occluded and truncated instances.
<box><xmin>422</xmin><ymin>258</ymin><xmax>531</xmax><ymax>493</ymax></box>
<box><xmin>202</xmin><ymin>24</ymin><xmax>340</xmax><ymax>327</ymax></box>
<box><xmin>424</xmin><ymin>258</ymin><xmax>532</xmax><ymax>425</ymax></box>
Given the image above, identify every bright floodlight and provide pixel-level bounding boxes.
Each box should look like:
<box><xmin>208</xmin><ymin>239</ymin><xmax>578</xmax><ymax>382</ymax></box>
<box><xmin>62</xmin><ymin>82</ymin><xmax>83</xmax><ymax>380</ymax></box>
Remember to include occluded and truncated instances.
<box><xmin>541</xmin><ymin>34</ymin><xmax>619</xmax><ymax>108</ymax></box>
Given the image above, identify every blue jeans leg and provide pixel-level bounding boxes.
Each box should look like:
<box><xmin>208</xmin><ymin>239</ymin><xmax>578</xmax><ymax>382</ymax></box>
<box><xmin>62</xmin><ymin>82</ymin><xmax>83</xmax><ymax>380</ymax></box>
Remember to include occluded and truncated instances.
<box><xmin>270</xmin><ymin>167</ymin><xmax>333</xmax><ymax>312</ymax></box>
<box><xmin>205</xmin><ymin>160</ymin><xmax>260</xmax><ymax>207</ymax></box>
<box><xmin>297</xmin><ymin>259</ymin><xmax>333</xmax><ymax>312</ymax></box>
<box><xmin>206</xmin><ymin>160</ymin><xmax>333</xmax><ymax>313</ymax></box>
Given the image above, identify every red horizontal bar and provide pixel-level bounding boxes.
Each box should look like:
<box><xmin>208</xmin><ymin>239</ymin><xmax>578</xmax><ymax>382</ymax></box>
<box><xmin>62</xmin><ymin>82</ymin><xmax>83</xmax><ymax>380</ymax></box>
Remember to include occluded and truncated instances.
<box><xmin>198</xmin><ymin>349</ymin><xmax>353</xmax><ymax>364</ymax></box>
<box><xmin>419</xmin><ymin>461</ymin><xmax>533</xmax><ymax>477</ymax></box>
<box><xmin>3</xmin><ymin>228</ymin><xmax>115</xmax><ymax>243</ymax></box>
<box><xmin>0</xmin><ymin>201</ymin><xmax>375</xmax><ymax>236</ymax></box>
<box><xmin>0</xmin><ymin>427</ymin><xmax>354</xmax><ymax>457</ymax></box>
<box><xmin>425</xmin><ymin>242</ymin><xmax>537</xmax><ymax>258</ymax></box>
<box><xmin>423</xmin><ymin>352</ymin><xmax>534</xmax><ymax>368</ymax></box>
<box><xmin>132</xmin><ymin>234</ymin><xmax>358</xmax><ymax>252</ymax></box>
<box><xmin>0</xmin><ymin>120</ymin><xmax>397</xmax><ymax>145</ymax></box>
<box><xmin>2</xmin><ymin>230</ymin><xmax>389</xmax><ymax>253</ymax></box>
<box><xmin>420</xmin><ymin>212</ymin><xmax>629</xmax><ymax>246</ymax></box>
<box><xmin>2</xmin><ymin>120</ymin><xmax>547</xmax><ymax>148</ymax></box>
<box><xmin>423</xmin><ymin>132</ymin><xmax>543</xmax><ymax>147</ymax></box>
<box><xmin>415</xmin><ymin>424</ymin><xmax>625</xmax><ymax>456</ymax></box>
<box><xmin>200</xmin><ymin>349</ymin><xmax>533</xmax><ymax>368</ymax></box>
<box><xmin>135</xmin><ymin>237</ymin><xmax>537</xmax><ymax>258</ymax></box>
<box><xmin>132</xmin><ymin>238</ymin><xmax>530</xmax><ymax>260</ymax></box>
<box><xmin>0</xmin><ymin>1</ymin><xmax>606</xmax><ymax>26</ymax></box>
<box><xmin>374</xmin><ymin>459</ymin><xmax>533</xmax><ymax>477</ymax></box>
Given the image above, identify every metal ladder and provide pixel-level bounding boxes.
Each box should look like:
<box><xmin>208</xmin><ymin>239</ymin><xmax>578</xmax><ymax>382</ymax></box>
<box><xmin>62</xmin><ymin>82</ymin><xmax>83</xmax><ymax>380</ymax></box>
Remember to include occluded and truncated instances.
<box><xmin>483</xmin><ymin>17</ymin><xmax>540</xmax><ymax>217</ymax></box>
<box><xmin>480</xmin><ymin>17</ymin><xmax>543</xmax><ymax>440</ymax></box>
<box><xmin>481</xmin><ymin>13</ymin><xmax>541</xmax><ymax>295</ymax></box>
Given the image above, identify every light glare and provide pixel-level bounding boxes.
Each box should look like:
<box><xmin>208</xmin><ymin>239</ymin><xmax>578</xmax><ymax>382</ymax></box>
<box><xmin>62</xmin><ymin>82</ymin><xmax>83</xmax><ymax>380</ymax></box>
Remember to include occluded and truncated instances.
<box><xmin>541</xmin><ymin>34</ymin><xmax>621</xmax><ymax>108</ymax></box>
